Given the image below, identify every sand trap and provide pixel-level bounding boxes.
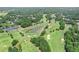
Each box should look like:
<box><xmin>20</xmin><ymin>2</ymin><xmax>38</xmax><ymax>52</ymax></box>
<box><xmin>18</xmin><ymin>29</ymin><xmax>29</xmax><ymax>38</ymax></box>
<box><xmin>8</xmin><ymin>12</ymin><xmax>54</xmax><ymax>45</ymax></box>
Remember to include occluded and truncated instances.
<box><xmin>47</xmin><ymin>34</ymin><xmax>50</xmax><ymax>40</ymax></box>
<box><xmin>61</xmin><ymin>38</ymin><xmax>64</xmax><ymax>42</ymax></box>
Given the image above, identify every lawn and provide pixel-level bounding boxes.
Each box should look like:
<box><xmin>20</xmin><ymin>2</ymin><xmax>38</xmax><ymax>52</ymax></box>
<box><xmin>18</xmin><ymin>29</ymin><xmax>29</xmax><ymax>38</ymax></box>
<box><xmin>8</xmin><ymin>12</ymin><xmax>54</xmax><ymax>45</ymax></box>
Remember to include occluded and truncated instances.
<box><xmin>0</xmin><ymin>12</ymin><xmax>8</xmax><ymax>16</ymax></box>
<box><xmin>0</xmin><ymin>32</ymin><xmax>12</xmax><ymax>52</ymax></box>
<box><xmin>0</xmin><ymin>30</ymin><xmax>39</xmax><ymax>52</ymax></box>
<box><xmin>44</xmin><ymin>20</ymin><xmax>65</xmax><ymax>52</ymax></box>
<box><xmin>48</xmin><ymin>30</ymin><xmax>64</xmax><ymax>52</ymax></box>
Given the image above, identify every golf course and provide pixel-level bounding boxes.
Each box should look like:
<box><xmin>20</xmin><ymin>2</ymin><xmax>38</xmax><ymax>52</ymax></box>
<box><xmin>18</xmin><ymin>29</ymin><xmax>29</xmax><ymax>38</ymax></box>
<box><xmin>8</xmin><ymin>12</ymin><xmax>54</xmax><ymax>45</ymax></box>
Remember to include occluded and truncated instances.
<box><xmin>0</xmin><ymin>13</ymin><xmax>67</xmax><ymax>52</ymax></box>
<box><xmin>0</xmin><ymin>7</ymin><xmax>79</xmax><ymax>52</ymax></box>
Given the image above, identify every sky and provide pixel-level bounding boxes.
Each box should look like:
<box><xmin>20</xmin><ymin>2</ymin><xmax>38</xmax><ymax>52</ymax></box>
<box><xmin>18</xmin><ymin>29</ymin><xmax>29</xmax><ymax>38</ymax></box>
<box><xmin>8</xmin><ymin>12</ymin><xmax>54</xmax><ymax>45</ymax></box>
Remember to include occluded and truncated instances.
<box><xmin>0</xmin><ymin>0</ymin><xmax>79</xmax><ymax>7</ymax></box>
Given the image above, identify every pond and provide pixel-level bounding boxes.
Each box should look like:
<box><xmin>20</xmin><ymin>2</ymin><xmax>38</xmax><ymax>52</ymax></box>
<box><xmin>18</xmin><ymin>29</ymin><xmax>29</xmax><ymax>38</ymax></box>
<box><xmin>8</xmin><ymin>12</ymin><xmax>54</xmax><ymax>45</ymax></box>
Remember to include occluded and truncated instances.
<box><xmin>2</xmin><ymin>26</ymin><xmax>18</xmax><ymax>31</ymax></box>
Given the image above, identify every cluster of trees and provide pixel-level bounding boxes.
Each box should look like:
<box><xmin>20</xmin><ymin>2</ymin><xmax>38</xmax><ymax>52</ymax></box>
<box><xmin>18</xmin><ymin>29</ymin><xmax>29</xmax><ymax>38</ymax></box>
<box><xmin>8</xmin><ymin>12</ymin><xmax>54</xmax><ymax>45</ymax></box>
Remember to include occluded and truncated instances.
<box><xmin>0</xmin><ymin>15</ymin><xmax>15</xmax><ymax>33</ymax></box>
<box><xmin>30</xmin><ymin>37</ymin><xmax>51</xmax><ymax>52</ymax></box>
<box><xmin>54</xmin><ymin>13</ymin><xmax>65</xmax><ymax>30</ymax></box>
<box><xmin>46</xmin><ymin>14</ymin><xmax>52</xmax><ymax>20</ymax></box>
<box><xmin>1</xmin><ymin>7</ymin><xmax>79</xmax><ymax>29</ymax></box>
<box><xmin>59</xmin><ymin>20</ymin><xmax>65</xmax><ymax>30</ymax></box>
<box><xmin>55</xmin><ymin>13</ymin><xmax>63</xmax><ymax>21</ymax></box>
<box><xmin>19</xmin><ymin>32</ymin><xmax>24</xmax><ymax>37</ymax></box>
<box><xmin>8</xmin><ymin>40</ymin><xmax>22</xmax><ymax>52</ymax></box>
<box><xmin>64</xmin><ymin>21</ymin><xmax>79</xmax><ymax>52</ymax></box>
<box><xmin>16</xmin><ymin>17</ymin><xmax>32</xmax><ymax>28</ymax></box>
<box><xmin>0</xmin><ymin>29</ymin><xmax>4</xmax><ymax>33</ymax></box>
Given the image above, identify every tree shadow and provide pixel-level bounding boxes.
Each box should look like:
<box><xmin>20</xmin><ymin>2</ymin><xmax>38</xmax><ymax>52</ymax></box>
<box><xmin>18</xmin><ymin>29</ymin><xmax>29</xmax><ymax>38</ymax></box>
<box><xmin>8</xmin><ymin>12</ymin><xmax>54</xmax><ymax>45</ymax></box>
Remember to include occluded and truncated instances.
<box><xmin>30</xmin><ymin>36</ymin><xmax>51</xmax><ymax>52</ymax></box>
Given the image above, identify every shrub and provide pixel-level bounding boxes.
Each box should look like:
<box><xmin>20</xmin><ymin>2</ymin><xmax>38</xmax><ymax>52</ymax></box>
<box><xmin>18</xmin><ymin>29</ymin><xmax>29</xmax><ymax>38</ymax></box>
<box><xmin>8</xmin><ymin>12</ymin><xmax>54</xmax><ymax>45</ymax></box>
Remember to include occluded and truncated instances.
<box><xmin>0</xmin><ymin>29</ymin><xmax>4</xmax><ymax>33</ymax></box>
<box><xmin>19</xmin><ymin>32</ymin><xmax>24</xmax><ymax>36</ymax></box>
<box><xmin>59</xmin><ymin>20</ymin><xmax>65</xmax><ymax>30</ymax></box>
<box><xmin>11</xmin><ymin>40</ymin><xmax>19</xmax><ymax>46</ymax></box>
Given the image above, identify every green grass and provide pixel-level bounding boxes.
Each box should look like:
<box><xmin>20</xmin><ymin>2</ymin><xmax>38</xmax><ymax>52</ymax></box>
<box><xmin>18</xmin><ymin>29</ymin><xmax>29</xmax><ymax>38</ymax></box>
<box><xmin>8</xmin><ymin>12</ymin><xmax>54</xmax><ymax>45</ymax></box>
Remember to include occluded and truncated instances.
<box><xmin>21</xmin><ymin>38</ymin><xmax>40</xmax><ymax>52</ymax></box>
<box><xmin>44</xmin><ymin>20</ymin><xmax>65</xmax><ymax>52</ymax></box>
<box><xmin>49</xmin><ymin>30</ymin><xmax>64</xmax><ymax>51</ymax></box>
<box><xmin>0</xmin><ymin>15</ymin><xmax>69</xmax><ymax>52</ymax></box>
<box><xmin>0</xmin><ymin>32</ymin><xmax>12</xmax><ymax>52</ymax></box>
<box><xmin>0</xmin><ymin>12</ymin><xmax>8</xmax><ymax>16</ymax></box>
<box><xmin>0</xmin><ymin>30</ymin><xmax>39</xmax><ymax>52</ymax></box>
<box><xmin>0</xmin><ymin>21</ymin><xmax>66</xmax><ymax>52</ymax></box>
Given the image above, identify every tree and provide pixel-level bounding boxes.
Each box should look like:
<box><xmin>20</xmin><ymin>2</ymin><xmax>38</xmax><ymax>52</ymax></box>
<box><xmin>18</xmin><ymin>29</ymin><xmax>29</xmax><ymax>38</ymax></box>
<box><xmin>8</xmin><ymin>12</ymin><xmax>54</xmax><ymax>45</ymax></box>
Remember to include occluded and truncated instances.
<box><xmin>0</xmin><ymin>29</ymin><xmax>4</xmax><ymax>33</ymax></box>
<box><xmin>71</xmin><ymin>20</ymin><xmax>78</xmax><ymax>33</ymax></box>
<box><xmin>55</xmin><ymin>13</ymin><xmax>63</xmax><ymax>21</ymax></box>
<box><xmin>59</xmin><ymin>20</ymin><xmax>65</xmax><ymax>30</ymax></box>
<box><xmin>46</xmin><ymin>14</ymin><xmax>52</xmax><ymax>20</ymax></box>
<box><xmin>19</xmin><ymin>32</ymin><xmax>24</xmax><ymax>36</ymax></box>
<box><xmin>8</xmin><ymin>40</ymin><xmax>22</xmax><ymax>52</ymax></box>
<box><xmin>64</xmin><ymin>29</ymin><xmax>74</xmax><ymax>52</ymax></box>
<box><xmin>10</xmin><ymin>34</ymin><xmax>14</xmax><ymax>39</ymax></box>
<box><xmin>46</xmin><ymin>14</ymin><xmax>53</xmax><ymax>23</ymax></box>
<box><xmin>64</xmin><ymin>26</ymin><xmax>79</xmax><ymax>52</ymax></box>
<box><xmin>8</xmin><ymin>46</ymin><xmax>18</xmax><ymax>52</ymax></box>
<box><xmin>30</xmin><ymin>36</ymin><xmax>51</xmax><ymax>52</ymax></box>
<box><xmin>11</xmin><ymin>40</ymin><xmax>19</xmax><ymax>46</ymax></box>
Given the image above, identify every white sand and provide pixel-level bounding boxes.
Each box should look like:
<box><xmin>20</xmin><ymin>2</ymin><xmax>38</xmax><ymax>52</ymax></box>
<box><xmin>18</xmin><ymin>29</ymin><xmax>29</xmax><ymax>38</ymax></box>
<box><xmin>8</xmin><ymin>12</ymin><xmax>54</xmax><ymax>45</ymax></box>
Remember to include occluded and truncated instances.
<box><xmin>61</xmin><ymin>38</ymin><xmax>64</xmax><ymax>42</ymax></box>
<box><xmin>47</xmin><ymin>34</ymin><xmax>50</xmax><ymax>40</ymax></box>
<box><xmin>27</xmin><ymin>35</ymin><xmax>31</xmax><ymax>37</ymax></box>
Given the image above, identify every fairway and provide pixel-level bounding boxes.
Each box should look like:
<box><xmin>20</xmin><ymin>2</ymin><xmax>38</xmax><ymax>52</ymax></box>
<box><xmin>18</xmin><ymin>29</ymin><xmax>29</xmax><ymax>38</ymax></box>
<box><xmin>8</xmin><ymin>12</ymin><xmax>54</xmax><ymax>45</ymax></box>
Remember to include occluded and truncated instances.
<box><xmin>44</xmin><ymin>20</ymin><xmax>65</xmax><ymax>52</ymax></box>
<box><xmin>0</xmin><ymin>30</ymin><xmax>40</xmax><ymax>52</ymax></box>
<box><xmin>0</xmin><ymin>12</ymin><xmax>8</xmax><ymax>16</ymax></box>
<box><xmin>0</xmin><ymin>32</ymin><xmax>12</xmax><ymax>51</ymax></box>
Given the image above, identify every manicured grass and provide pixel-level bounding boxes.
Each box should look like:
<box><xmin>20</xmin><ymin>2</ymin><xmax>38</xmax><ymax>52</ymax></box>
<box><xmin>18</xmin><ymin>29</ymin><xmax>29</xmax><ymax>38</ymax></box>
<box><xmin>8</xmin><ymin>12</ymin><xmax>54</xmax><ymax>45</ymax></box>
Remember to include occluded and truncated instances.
<box><xmin>0</xmin><ymin>30</ymin><xmax>39</xmax><ymax>52</ymax></box>
<box><xmin>44</xmin><ymin>20</ymin><xmax>65</xmax><ymax>52</ymax></box>
<box><xmin>21</xmin><ymin>37</ymin><xmax>40</xmax><ymax>52</ymax></box>
<box><xmin>0</xmin><ymin>32</ymin><xmax>13</xmax><ymax>52</ymax></box>
<box><xmin>0</xmin><ymin>15</ymin><xmax>68</xmax><ymax>52</ymax></box>
<box><xmin>0</xmin><ymin>12</ymin><xmax>8</xmax><ymax>16</ymax></box>
<box><xmin>0</xmin><ymin>21</ymin><xmax>66</xmax><ymax>52</ymax></box>
<box><xmin>49</xmin><ymin>30</ymin><xmax>64</xmax><ymax>51</ymax></box>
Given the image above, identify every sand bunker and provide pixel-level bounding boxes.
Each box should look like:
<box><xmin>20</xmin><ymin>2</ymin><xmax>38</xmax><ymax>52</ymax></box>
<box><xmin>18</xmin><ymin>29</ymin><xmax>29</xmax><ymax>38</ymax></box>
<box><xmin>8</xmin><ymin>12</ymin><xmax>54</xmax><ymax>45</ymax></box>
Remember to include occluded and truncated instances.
<box><xmin>61</xmin><ymin>38</ymin><xmax>64</xmax><ymax>42</ymax></box>
<box><xmin>47</xmin><ymin>34</ymin><xmax>50</xmax><ymax>40</ymax></box>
